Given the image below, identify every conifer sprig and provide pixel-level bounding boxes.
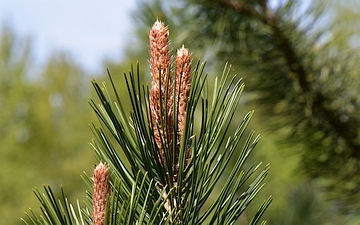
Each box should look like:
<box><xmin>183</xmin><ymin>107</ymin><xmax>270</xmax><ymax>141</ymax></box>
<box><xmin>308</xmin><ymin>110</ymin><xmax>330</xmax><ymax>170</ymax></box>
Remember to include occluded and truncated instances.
<box><xmin>23</xmin><ymin>20</ymin><xmax>271</xmax><ymax>225</ymax></box>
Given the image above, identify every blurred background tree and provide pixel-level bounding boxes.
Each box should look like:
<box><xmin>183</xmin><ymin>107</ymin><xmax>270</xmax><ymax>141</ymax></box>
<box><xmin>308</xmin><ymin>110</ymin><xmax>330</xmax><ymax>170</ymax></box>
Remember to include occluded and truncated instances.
<box><xmin>0</xmin><ymin>25</ymin><xmax>97</xmax><ymax>224</ymax></box>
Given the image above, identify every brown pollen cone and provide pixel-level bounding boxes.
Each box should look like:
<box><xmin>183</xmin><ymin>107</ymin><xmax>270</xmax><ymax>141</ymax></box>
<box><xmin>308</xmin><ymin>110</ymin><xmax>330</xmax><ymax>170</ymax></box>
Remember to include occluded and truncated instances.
<box><xmin>174</xmin><ymin>45</ymin><xmax>191</xmax><ymax>141</ymax></box>
<box><xmin>173</xmin><ymin>45</ymin><xmax>192</xmax><ymax>178</ymax></box>
<box><xmin>92</xmin><ymin>162</ymin><xmax>110</xmax><ymax>225</ymax></box>
<box><xmin>149</xmin><ymin>20</ymin><xmax>173</xmax><ymax>167</ymax></box>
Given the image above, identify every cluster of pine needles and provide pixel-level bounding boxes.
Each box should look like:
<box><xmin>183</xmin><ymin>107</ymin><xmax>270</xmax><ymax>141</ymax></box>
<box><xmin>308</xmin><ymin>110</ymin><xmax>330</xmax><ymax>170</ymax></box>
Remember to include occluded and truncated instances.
<box><xmin>22</xmin><ymin>20</ymin><xmax>272</xmax><ymax>225</ymax></box>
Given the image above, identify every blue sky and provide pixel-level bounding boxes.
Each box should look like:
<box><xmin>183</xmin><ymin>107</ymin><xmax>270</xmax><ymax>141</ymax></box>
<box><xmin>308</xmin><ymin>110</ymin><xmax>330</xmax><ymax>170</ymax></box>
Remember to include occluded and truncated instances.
<box><xmin>0</xmin><ymin>0</ymin><xmax>137</xmax><ymax>72</ymax></box>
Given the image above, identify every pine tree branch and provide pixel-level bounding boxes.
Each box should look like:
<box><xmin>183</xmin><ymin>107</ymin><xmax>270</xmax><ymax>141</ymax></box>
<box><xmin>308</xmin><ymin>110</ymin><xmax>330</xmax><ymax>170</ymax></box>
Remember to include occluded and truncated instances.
<box><xmin>24</xmin><ymin>18</ymin><xmax>271</xmax><ymax>224</ymax></box>
<box><xmin>221</xmin><ymin>0</ymin><xmax>309</xmax><ymax>92</ymax></box>
<box><xmin>221</xmin><ymin>0</ymin><xmax>360</xmax><ymax>157</ymax></box>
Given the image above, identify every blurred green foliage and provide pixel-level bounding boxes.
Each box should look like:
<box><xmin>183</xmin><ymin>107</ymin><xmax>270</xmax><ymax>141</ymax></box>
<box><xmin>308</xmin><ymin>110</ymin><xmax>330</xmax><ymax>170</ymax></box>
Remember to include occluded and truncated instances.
<box><xmin>0</xmin><ymin>24</ymin><xmax>96</xmax><ymax>224</ymax></box>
